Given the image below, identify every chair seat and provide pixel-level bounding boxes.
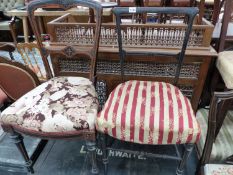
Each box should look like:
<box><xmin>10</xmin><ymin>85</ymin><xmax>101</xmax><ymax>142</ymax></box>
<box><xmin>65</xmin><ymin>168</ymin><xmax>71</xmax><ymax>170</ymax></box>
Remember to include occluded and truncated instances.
<box><xmin>196</xmin><ymin>109</ymin><xmax>233</xmax><ymax>162</ymax></box>
<box><xmin>216</xmin><ymin>51</ymin><xmax>233</xmax><ymax>89</ymax></box>
<box><xmin>97</xmin><ymin>80</ymin><xmax>201</xmax><ymax>145</ymax></box>
<box><xmin>0</xmin><ymin>77</ymin><xmax>98</xmax><ymax>133</ymax></box>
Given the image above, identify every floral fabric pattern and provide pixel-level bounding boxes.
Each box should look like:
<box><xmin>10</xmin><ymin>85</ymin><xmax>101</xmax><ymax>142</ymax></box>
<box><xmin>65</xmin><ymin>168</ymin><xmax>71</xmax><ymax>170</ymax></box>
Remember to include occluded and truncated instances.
<box><xmin>0</xmin><ymin>77</ymin><xmax>98</xmax><ymax>132</ymax></box>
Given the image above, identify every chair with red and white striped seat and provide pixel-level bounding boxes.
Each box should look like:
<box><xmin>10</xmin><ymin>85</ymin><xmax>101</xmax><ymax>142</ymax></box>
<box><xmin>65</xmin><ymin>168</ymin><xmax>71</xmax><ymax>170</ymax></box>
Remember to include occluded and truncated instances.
<box><xmin>97</xmin><ymin>80</ymin><xmax>200</xmax><ymax>145</ymax></box>
<box><xmin>96</xmin><ymin>7</ymin><xmax>200</xmax><ymax>175</ymax></box>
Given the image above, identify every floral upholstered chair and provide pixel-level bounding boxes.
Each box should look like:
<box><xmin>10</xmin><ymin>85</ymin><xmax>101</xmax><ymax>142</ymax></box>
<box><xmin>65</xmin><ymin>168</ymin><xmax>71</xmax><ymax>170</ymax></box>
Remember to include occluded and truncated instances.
<box><xmin>0</xmin><ymin>0</ymin><xmax>102</xmax><ymax>173</ymax></box>
<box><xmin>96</xmin><ymin>7</ymin><xmax>200</xmax><ymax>175</ymax></box>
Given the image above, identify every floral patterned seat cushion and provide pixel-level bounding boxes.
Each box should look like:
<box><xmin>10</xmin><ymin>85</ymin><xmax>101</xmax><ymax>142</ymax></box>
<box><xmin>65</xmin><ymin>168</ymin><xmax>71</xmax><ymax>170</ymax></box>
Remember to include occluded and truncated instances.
<box><xmin>97</xmin><ymin>80</ymin><xmax>201</xmax><ymax>145</ymax></box>
<box><xmin>0</xmin><ymin>77</ymin><xmax>98</xmax><ymax>132</ymax></box>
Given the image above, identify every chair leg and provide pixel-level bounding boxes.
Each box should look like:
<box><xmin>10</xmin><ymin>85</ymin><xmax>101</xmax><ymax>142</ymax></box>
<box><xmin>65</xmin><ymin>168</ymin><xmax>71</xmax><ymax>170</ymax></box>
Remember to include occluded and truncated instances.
<box><xmin>176</xmin><ymin>144</ymin><xmax>194</xmax><ymax>175</ymax></box>
<box><xmin>100</xmin><ymin>134</ymin><xmax>108</xmax><ymax>175</ymax></box>
<box><xmin>86</xmin><ymin>140</ymin><xmax>99</xmax><ymax>174</ymax></box>
<box><xmin>9</xmin><ymin>132</ymin><xmax>34</xmax><ymax>173</ymax></box>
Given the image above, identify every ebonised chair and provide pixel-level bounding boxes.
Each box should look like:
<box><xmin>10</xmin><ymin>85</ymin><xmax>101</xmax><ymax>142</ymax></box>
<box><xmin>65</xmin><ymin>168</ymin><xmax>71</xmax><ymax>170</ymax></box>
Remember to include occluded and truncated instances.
<box><xmin>96</xmin><ymin>7</ymin><xmax>200</xmax><ymax>175</ymax></box>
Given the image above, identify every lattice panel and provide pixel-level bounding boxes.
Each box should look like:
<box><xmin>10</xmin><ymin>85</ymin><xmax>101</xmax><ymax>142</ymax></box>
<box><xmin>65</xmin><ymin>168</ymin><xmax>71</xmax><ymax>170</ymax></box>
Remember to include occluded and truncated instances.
<box><xmin>58</xmin><ymin>59</ymin><xmax>200</xmax><ymax>78</ymax></box>
<box><xmin>54</xmin><ymin>25</ymin><xmax>205</xmax><ymax>47</ymax></box>
<box><xmin>178</xmin><ymin>86</ymin><xmax>193</xmax><ymax>99</ymax></box>
<box><xmin>96</xmin><ymin>80</ymin><xmax>107</xmax><ymax>109</ymax></box>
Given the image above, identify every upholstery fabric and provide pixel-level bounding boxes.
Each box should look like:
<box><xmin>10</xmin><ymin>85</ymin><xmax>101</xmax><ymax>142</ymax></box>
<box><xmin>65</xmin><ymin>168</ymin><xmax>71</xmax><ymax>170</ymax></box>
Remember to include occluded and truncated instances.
<box><xmin>97</xmin><ymin>80</ymin><xmax>201</xmax><ymax>145</ymax></box>
<box><xmin>203</xmin><ymin>164</ymin><xmax>233</xmax><ymax>175</ymax></box>
<box><xmin>196</xmin><ymin>109</ymin><xmax>233</xmax><ymax>162</ymax></box>
<box><xmin>216</xmin><ymin>51</ymin><xmax>233</xmax><ymax>89</ymax></box>
<box><xmin>0</xmin><ymin>0</ymin><xmax>24</xmax><ymax>12</ymax></box>
<box><xmin>0</xmin><ymin>77</ymin><xmax>98</xmax><ymax>132</ymax></box>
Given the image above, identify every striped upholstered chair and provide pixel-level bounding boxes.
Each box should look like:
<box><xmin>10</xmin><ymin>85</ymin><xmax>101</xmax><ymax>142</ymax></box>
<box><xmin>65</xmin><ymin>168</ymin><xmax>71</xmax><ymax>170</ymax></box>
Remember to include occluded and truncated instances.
<box><xmin>96</xmin><ymin>7</ymin><xmax>200</xmax><ymax>175</ymax></box>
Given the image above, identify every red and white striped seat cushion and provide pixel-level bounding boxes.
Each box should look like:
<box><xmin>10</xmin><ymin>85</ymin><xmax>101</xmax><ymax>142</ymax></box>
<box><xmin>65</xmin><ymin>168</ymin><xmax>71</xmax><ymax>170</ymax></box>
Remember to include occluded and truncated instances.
<box><xmin>96</xmin><ymin>80</ymin><xmax>201</xmax><ymax>145</ymax></box>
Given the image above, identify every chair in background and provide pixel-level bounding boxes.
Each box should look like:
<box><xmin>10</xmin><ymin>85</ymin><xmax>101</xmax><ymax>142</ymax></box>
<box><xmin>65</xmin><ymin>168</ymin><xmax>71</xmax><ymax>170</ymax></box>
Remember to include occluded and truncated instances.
<box><xmin>196</xmin><ymin>0</ymin><xmax>224</xmax><ymax>24</ymax></box>
<box><xmin>216</xmin><ymin>0</ymin><xmax>233</xmax><ymax>52</ymax></box>
<box><xmin>0</xmin><ymin>0</ymin><xmax>25</xmax><ymax>42</ymax></box>
<box><xmin>0</xmin><ymin>55</ymin><xmax>48</xmax><ymax>172</ymax></box>
<box><xmin>97</xmin><ymin>7</ymin><xmax>200</xmax><ymax>175</ymax></box>
<box><xmin>196</xmin><ymin>90</ymin><xmax>233</xmax><ymax>174</ymax></box>
<box><xmin>0</xmin><ymin>0</ymin><xmax>102</xmax><ymax>173</ymax></box>
<box><xmin>197</xmin><ymin>0</ymin><xmax>233</xmax><ymax>170</ymax></box>
<box><xmin>196</xmin><ymin>0</ymin><xmax>214</xmax><ymax>21</ymax></box>
<box><xmin>0</xmin><ymin>43</ymin><xmax>16</xmax><ymax>109</ymax></box>
<box><xmin>0</xmin><ymin>42</ymin><xmax>15</xmax><ymax>60</ymax></box>
<box><xmin>16</xmin><ymin>42</ymin><xmax>47</xmax><ymax>81</ymax></box>
<box><xmin>0</xmin><ymin>54</ymin><xmax>40</xmax><ymax>101</ymax></box>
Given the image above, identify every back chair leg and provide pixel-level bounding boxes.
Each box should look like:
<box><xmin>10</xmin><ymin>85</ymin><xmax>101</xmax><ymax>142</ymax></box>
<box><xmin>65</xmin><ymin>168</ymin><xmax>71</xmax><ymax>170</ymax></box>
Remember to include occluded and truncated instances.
<box><xmin>9</xmin><ymin>132</ymin><xmax>34</xmax><ymax>173</ymax></box>
<box><xmin>100</xmin><ymin>134</ymin><xmax>108</xmax><ymax>175</ymax></box>
<box><xmin>176</xmin><ymin>144</ymin><xmax>194</xmax><ymax>175</ymax></box>
<box><xmin>86</xmin><ymin>140</ymin><xmax>99</xmax><ymax>174</ymax></box>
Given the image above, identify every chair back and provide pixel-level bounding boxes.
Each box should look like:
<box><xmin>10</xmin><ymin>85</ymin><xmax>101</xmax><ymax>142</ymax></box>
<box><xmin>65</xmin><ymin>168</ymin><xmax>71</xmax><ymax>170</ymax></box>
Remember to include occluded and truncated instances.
<box><xmin>17</xmin><ymin>42</ymin><xmax>47</xmax><ymax>81</ymax></box>
<box><xmin>0</xmin><ymin>56</ymin><xmax>40</xmax><ymax>101</ymax></box>
<box><xmin>113</xmin><ymin>7</ymin><xmax>198</xmax><ymax>85</ymax></box>
<box><xmin>218</xmin><ymin>0</ymin><xmax>233</xmax><ymax>51</ymax></box>
<box><xmin>27</xmin><ymin>0</ymin><xmax>103</xmax><ymax>81</ymax></box>
<box><xmin>198</xmin><ymin>90</ymin><xmax>233</xmax><ymax>166</ymax></box>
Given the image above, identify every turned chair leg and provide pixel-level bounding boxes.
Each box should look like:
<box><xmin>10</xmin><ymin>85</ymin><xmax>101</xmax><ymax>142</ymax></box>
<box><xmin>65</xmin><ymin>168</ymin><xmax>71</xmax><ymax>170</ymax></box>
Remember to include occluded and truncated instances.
<box><xmin>86</xmin><ymin>141</ymin><xmax>99</xmax><ymax>174</ymax></box>
<box><xmin>176</xmin><ymin>144</ymin><xmax>194</xmax><ymax>175</ymax></box>
<box><xmin>9</xmin><ymin>132</ymin><xmax>34</xmax><ymax>173</ymax></box>
<box><xmin>100</xmin><ymin>134</ymin><xmax>108</xmax><ymax>175</ymax></box>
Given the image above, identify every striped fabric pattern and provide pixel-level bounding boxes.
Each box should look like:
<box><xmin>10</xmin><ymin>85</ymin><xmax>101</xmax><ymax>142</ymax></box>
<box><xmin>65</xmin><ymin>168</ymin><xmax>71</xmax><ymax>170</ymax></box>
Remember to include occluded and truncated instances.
<box><xmin>196</xmin><ymin>109</ymin><xmax>233</xmax><ymax>162</ymax></box>
<box><xmin>96</xmin><ymin>80</ymin><xmax>201</xmax><ymax>145</ymax></box>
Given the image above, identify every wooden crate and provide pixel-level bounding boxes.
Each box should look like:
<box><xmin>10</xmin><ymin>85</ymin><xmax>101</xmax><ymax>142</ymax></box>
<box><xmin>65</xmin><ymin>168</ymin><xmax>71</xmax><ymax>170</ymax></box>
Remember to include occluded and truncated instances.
<box><xmin>47</xmin><ymin>13</ymin><xmax>214</xmax><ymax>49</ymax></box>
<box><xmin>45</xmin><ymin>13</ymin><xmax>217</xmax><ymax>112</ymax></box>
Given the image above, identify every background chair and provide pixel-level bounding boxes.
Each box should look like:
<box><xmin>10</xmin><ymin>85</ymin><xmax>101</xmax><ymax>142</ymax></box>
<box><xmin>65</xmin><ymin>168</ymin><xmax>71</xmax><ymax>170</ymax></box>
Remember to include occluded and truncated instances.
<box><xmin>0</xmin><ymin>0</ymin><xmax>25</xmax><ymax>42</ymax></box>
<box><xmin>97</xmin><ymin>7</ymin><xmax>200</xmax><ymax>175</ymax></box>
<box><xmin>0</xmin><ymin>42</ymin><xmax>16</xmax><ymax>109</ymax></box>
<box><xmin>215</xmin><ymin>0</ymin><xmax>233</xmax><ymax>52</ymax></box>
<box><xmin>0</xmin><ymin>0</ymin><xmax>102</xmax><ymax>173</ymax></box>
<box><xmin>196</xmin><ymin>90</ymin><xmax>233</xmax><ymax>173</ymax></box>
<box><xmin>16</xmin><ymin>42</ymin><xmax>47</xmax><ymax>81</ymax></box>
<box><xmin>0</xmin><ymin>55</ymin><xmax>48</xmax><ymax>173</ymax></box>
<box><xmin>197</xmin><ymin>0</ymin><xmax>233</xmax><ymax>169</ymax></box>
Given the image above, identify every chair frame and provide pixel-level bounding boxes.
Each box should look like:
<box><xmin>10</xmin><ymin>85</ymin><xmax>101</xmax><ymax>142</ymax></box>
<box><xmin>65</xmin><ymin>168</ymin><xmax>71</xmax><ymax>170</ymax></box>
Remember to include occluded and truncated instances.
<box><xmin>0</xmin><ymin>42</ymin><xmax>15</xmax><ymax>60</ymax></box>
<box><xmin>27</xmin><ymin>0</ymin><xmax>103</xmax><ymax>80</ymax></box>
<box><xmin>99</xmin><ymin>6</ymin><xmax>199</xmax><ymax>175</ymax></box>
<box><xmin>196</xmin><ymin>90</ymin><xmax>233</xmax><ymax>174</ymax></box>
<box><xmin>1</xmin><ymin>0</ymin><xmax>103</xmax><ymax>174</ymax></box>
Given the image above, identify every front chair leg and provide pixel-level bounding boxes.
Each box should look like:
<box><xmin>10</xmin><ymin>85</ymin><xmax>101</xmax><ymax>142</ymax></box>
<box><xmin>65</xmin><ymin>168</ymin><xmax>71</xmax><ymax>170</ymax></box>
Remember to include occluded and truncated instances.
<box><xmin>100</xmin><ymin>133</ymin><xmax>108</xmax><ymax>175</ymax></box>
<box><xmin>9</xmin><ymin>132</ymin><xmax>34</xmax><ymax>173</ymax></box>
<box><xmin>176</xmin><ymin>144</ymin><xmax>194</xmax><ymax>175</ymax></box>
<box><xmin>86</xmin><ymin>140</ymin><xmax>99</xmax><ymax>174</ymax></box>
